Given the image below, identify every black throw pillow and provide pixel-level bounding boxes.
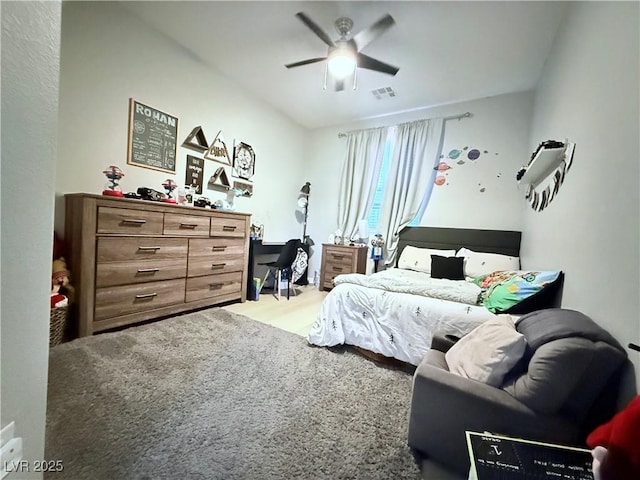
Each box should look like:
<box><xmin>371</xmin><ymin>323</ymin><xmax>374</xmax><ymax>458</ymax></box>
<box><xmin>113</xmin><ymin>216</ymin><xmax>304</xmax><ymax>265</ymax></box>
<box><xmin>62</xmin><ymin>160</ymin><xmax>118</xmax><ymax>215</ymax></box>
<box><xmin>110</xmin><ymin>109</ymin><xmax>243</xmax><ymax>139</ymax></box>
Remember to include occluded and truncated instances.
<box><xmin>430</xmin><ymin>255</ymin><xmax>465</xmax><ymax>280</ymax></box>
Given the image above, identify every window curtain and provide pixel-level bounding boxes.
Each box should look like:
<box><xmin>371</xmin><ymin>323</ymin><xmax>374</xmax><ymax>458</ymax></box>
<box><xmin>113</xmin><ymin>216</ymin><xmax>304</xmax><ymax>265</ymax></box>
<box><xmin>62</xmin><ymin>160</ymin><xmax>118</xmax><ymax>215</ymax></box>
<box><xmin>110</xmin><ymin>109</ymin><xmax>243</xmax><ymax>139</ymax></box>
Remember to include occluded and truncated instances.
<box><xmin>337</xmin><ymin>127</ymin><xmax>388</xmax><ymax>240</ymax></box>
<box><xmin>377</xmin><ymin>117</ymin><xmax>445</xmax><ymax>265</ymax></box>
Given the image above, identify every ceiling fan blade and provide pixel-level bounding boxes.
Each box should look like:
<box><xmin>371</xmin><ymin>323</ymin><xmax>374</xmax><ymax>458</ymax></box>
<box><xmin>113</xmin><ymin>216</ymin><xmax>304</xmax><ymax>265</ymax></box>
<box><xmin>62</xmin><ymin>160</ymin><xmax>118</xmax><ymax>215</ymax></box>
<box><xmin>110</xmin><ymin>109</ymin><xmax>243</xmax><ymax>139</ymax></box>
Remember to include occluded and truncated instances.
<box><xmin>285</xmin><ymin>57</ymin><xmax>327</xmax><ymax>69</ymax></box>
<box><xmin>352</xmin><ymin>14</ymin><xmax>395</xmax><ymax>51</ymax></box>
<box><xmin>356</xmin><ymin>53</ymin><xmax>399</xmax><ymax>76</ymax></box>
<box><xmin>295</xmin><ymin>12</ymin><xmax>335</xmax><ymax>48</ymax></box>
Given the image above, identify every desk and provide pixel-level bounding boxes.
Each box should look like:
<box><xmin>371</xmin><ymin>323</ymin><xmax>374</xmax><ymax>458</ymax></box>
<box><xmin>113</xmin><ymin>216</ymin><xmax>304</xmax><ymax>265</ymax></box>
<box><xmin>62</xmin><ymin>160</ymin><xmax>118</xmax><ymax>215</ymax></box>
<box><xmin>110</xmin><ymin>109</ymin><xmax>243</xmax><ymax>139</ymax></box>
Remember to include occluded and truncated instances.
<box><xmin>247</xmin><ymin>239</ymin><xmax>308</xmax><ymax>300</ymax></box>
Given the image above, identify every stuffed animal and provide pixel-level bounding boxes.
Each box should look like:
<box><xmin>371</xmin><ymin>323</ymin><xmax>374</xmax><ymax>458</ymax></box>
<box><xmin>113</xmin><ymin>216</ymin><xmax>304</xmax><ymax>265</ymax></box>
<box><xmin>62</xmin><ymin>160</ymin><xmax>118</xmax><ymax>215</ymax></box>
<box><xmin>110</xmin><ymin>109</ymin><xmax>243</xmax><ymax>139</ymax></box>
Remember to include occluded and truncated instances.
<box><xmin>51</xmin><ymin>257</ymin><xmax>74</xmax><ymax>307</ymax></box>
<box><xmin>587</xmin><ymin>395</ymin><xmax>640</xmax><ymax>480</ymax></box>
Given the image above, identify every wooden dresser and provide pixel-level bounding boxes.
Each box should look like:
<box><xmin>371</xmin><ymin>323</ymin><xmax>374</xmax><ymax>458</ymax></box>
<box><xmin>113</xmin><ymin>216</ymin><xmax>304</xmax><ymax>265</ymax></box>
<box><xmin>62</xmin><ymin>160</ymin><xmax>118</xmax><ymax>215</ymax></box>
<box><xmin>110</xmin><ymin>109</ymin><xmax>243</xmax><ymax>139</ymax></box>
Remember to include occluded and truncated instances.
<box><xmin>64</xmin><ymin>193</ymin><xmax>250</xmax><ymax>336</ymax></box>
<box><xmin>319</xmin><ymin>243</ymin><xmax>368</xmax><ymax>291</ymax></box>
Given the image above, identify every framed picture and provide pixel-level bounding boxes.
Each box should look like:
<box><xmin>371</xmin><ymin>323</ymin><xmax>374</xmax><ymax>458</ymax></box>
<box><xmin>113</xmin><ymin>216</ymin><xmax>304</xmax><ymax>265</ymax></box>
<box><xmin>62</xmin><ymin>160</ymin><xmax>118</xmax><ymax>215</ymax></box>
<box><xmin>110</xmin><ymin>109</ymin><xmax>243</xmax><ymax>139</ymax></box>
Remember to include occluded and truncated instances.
<box><xmin>127</xmin><ymin>99</ymin><xmax>178</xmax><ymax>173</ymax></box>
<box><xmin>233</xmin><ymin>180</ymin><xmax>253</xmax><ymax>197</ymax></box>
<box><xmin>232</xmin><ymin>141</ymin><xmax>255</xmax><ymax>180</ymax></box>
<box><xmin>185</xmin><ymin>155</ymin><xmax>204</xmax><ymax>194</ymax></box>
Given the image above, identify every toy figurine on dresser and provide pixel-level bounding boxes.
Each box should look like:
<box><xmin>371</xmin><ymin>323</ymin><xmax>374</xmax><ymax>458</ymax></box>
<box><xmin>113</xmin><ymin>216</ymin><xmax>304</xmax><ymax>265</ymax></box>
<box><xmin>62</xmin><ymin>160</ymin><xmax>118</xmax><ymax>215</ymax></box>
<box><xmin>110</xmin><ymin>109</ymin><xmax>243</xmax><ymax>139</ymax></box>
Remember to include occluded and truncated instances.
<box><xmin>102</xmin><ymin>165</ymin><xmax>125</xmax><ymax>197</ymax></box>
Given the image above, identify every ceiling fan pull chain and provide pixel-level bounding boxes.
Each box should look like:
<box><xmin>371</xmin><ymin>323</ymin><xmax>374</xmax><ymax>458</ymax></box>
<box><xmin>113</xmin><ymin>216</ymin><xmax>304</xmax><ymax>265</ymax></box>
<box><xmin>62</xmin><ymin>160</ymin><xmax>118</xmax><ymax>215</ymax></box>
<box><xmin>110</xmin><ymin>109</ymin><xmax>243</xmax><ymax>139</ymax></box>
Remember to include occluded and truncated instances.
<box><xmin>352</xmin><ymin>65</ymin><xmax>358</xmax><ymax>90</ymax></box>
<box><xmin>323</xmin><ymin>63</ymin><xmax>329</xmax><ymax>91</ymax></box>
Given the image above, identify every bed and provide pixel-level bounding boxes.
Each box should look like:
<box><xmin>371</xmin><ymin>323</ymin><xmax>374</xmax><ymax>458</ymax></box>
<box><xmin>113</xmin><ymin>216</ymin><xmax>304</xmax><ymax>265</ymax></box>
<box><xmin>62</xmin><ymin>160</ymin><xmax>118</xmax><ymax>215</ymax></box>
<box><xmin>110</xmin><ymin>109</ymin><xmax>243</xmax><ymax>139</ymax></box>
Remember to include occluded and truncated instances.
<box><xmin>307</xmin><ymin>226</ymin><xmax>534</xmax><ymax>366</ymax></box>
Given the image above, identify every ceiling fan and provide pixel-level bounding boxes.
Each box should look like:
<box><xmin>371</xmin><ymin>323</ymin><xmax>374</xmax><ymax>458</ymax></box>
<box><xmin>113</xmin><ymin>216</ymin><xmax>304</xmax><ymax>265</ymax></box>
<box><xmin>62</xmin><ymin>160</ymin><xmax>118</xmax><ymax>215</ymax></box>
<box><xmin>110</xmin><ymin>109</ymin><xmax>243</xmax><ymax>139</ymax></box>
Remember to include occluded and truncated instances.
<box><xmin>285</xmin><ymin>12</ymin><xmax>399</xmax><ymax>91</ymax></box>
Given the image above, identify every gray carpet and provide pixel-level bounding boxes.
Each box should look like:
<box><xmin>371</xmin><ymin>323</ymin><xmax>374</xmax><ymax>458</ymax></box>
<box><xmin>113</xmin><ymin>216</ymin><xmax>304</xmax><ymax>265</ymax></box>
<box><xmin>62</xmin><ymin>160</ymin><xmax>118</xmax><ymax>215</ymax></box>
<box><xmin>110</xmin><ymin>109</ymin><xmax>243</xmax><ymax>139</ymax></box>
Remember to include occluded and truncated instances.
<box><xmin>46</xmin><ymin>308</ymin><xmax>422</xmax><ymax>479</ymax></box>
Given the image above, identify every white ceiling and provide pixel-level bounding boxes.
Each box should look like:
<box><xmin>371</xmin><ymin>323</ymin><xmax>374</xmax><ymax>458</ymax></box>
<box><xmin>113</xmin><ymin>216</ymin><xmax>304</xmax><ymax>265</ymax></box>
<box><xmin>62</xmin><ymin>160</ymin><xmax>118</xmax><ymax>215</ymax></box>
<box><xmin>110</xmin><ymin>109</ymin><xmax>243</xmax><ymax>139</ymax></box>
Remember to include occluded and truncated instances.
<box><xmin>120</xmin><ymin>1</ymin><xmax>569</xmax><ymax>129</ymax></box>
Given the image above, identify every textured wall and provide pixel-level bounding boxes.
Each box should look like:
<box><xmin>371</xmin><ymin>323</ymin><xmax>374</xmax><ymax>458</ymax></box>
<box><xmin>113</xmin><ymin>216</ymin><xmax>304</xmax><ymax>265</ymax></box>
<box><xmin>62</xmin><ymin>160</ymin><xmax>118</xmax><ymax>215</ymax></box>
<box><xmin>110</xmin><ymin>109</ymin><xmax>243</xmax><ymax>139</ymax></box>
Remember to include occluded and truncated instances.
<box><xmin>1</xmin><ymin>1</ymin><xmax>62</xmax><ymax>476</ymax></box>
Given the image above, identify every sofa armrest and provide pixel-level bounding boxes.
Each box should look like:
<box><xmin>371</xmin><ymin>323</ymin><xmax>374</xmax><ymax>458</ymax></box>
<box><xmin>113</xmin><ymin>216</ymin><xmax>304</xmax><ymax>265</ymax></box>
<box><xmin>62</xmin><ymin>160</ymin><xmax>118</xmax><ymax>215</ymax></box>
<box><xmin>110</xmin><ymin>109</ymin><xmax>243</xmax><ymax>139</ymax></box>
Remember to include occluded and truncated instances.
<box><xmin>408</xmin><ymin>360</ymin><xmax>580</xmax><ymax>476</ymax></box>
<box><xmin>430</xmin><ymin>331</ymin><xmax>460</xmax><ymax>353</ymax></box>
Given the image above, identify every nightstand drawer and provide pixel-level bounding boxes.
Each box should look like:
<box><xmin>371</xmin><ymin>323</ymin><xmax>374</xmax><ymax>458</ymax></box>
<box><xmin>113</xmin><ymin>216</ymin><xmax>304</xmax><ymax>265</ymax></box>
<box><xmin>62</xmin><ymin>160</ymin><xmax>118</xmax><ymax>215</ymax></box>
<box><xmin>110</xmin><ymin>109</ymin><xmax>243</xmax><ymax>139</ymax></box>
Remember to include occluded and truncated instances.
<box><xmin>164</xmin><ymin>213</ymin><xmax>210</xmax><ymax>236</ymax></box>
<box><xmin>97</xmin><ymin>207</ymin><xmax>163</xmax><ymax>235</ymax></box>
<box><xmin>95</xmin><ymin>279</ymin><xmax>185</xmax><ymax>320</ymax></box>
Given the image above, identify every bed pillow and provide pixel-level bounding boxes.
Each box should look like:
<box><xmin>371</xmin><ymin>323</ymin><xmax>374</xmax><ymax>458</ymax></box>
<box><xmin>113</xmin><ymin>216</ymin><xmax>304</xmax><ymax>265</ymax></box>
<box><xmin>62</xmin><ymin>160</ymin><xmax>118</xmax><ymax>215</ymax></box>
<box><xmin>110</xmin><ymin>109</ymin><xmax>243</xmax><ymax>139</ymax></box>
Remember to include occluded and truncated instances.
<box><xmin>430</xmin><ymin>255</ymin><xmax>465</xmax><ymax>280</ymax></box>
<box><xmin>456</xmin><ymin>248</ymin><xmax>520</xmax><ymax>278</ymax></box>
<box><xmin>445</xmin><ymin>315</ymin><xmax>526</xmax><ymax>387</ymax></box>
<box><xmin>476</xmin><ymin>270</ymin><xmax>563</xmax><ymax>314</ymax></box>
<box><xmin>398</xmin><ymin>246</ymin><xmax>456</xmax><ymax>274</ymax></box>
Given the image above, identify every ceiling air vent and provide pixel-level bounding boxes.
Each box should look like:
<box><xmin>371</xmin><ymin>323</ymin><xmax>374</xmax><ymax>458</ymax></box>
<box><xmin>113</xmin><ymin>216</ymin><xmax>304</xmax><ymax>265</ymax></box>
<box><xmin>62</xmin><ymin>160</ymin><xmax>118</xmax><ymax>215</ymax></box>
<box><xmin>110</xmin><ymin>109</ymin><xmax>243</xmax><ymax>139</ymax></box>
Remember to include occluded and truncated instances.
<box><xmin>371</xmin><ymin>86</ymin><xmax>397</xmax><ymax>100</ymax></box>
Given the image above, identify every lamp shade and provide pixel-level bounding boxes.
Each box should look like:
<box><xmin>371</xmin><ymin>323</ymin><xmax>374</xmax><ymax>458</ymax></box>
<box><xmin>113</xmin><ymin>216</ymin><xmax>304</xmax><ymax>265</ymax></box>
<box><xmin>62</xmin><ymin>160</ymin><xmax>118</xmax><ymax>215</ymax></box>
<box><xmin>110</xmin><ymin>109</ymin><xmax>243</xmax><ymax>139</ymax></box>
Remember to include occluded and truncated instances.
<box><xmin>358</xmin><ymin>220</ymin><xmax>368</xmax><ymax>240</ymax></box>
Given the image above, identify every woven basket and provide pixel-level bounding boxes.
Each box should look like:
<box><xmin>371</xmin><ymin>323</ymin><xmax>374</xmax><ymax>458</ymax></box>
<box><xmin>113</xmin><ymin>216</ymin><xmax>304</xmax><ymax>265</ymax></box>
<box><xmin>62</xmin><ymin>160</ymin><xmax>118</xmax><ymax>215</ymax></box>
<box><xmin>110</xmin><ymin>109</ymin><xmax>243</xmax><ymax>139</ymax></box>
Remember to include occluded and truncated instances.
<box><xmin>50</xmin><ymin>306</ymin><xmax>68</xmax><ymax>347</ymax></box>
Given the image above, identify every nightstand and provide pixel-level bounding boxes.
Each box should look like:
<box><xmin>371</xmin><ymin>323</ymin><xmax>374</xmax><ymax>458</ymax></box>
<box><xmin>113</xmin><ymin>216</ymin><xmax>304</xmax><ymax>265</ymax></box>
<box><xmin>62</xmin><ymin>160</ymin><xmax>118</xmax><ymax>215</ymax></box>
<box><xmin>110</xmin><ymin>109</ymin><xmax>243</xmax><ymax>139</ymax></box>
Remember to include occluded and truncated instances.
<box><xmin>319</xmin><ymin>243</ymin><xmax>368</xmax><ymax>291</ymax></box>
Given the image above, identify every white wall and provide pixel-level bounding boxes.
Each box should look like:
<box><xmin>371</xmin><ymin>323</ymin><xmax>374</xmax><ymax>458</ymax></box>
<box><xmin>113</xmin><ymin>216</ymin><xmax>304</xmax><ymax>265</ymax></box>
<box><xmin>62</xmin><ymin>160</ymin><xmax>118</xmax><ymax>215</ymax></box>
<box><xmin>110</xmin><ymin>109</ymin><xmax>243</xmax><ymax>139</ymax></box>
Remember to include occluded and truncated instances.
<box><xmin>304</xmin><ymin>92</ymin><xmax>533</xmax><ymax>277</ymax></box>
<box><xmin>57</xmin><ymin>1</ymin><xmax>309</xmax><ymax>243</ymax></box>
<box><xmin>1</xmin><ymin>1</ymin><xmax>62</xmax><ymax>477</ymax></box>
<box><xmin>523</xmin><ymin>2</ymin><xmax>640</xmax><ymax>386</ymax></box>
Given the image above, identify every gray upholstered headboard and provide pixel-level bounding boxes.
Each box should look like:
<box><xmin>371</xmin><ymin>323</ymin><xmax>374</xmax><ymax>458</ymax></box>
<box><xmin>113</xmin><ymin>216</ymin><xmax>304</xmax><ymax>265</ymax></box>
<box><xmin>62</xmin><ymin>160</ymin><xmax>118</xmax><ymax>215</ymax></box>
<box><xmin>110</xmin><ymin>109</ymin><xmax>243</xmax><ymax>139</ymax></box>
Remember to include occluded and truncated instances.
<box><xmin>397</xmin><ymin>226</ymin><xmax>522</xmax><ymax>262</ymax></box>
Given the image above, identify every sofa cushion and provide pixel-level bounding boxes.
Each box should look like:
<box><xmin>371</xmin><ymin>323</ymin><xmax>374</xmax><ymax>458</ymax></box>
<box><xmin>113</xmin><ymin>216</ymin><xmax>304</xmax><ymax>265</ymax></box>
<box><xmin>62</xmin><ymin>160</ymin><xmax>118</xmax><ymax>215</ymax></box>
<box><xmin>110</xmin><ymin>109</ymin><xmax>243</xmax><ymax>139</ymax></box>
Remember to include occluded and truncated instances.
<box><xmin>445</xmin><ymin>315</ymin><xmax>526</xmax><ymax>387</ymax></box>
<box><xmin>504</xmin><ymin>309</ymin><xmax>627</xmax><ymax>417</ymax></box>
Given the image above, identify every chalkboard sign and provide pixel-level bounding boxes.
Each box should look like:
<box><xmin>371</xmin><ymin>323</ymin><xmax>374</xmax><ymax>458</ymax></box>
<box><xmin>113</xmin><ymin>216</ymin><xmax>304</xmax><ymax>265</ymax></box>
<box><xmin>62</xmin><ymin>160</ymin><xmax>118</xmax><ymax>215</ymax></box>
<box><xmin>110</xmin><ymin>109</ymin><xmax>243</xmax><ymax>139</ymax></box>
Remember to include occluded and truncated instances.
<box><xmin>127</xmin><ymin>99</ymin><xmax>178</xmax><ymax>173</ymax></box>
<box><xmin>185</xmin><ymin>155</ymin><xmax>204</xmax><ymax>194</ymax></box>
<box><xmin>466</xmin><ymin>432</ymin><xmax>593</xmax><ymax>480</ymax></box>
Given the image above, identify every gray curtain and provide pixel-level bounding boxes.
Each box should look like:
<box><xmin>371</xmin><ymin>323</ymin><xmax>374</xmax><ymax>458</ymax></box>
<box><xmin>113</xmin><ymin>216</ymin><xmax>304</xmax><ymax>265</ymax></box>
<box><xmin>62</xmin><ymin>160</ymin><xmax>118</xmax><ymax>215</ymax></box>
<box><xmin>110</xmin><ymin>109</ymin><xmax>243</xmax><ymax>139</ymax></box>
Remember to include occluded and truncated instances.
<box><xmin>337</xmin><ymin>127</ymin><xmax>388</xmax><ymax>240</ymax></box>
<box><xmin>378</xmin><ymin>117</ymin><xmax>444</xmax><ymax>265</ymax></box>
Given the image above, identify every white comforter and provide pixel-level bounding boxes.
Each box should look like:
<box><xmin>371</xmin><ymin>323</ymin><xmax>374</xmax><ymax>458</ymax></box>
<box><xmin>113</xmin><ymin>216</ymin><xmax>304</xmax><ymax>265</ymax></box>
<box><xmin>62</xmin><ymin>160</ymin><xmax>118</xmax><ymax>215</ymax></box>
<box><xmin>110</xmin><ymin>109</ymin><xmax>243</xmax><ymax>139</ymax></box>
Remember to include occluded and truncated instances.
<box><xmin>307</xmin><ymin>268</ymin><xmax>497</xmax><ymax>366</ymax></box>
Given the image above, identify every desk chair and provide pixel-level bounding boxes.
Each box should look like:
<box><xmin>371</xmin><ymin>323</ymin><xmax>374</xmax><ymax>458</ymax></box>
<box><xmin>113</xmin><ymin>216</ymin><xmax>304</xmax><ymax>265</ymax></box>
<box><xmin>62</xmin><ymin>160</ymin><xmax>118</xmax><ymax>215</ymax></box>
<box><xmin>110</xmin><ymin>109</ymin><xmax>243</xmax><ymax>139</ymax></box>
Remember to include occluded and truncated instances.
<box><xmin>259</xmin><ymin>239</ymin><xmax>301</xmax><ymax>300</ymax></box>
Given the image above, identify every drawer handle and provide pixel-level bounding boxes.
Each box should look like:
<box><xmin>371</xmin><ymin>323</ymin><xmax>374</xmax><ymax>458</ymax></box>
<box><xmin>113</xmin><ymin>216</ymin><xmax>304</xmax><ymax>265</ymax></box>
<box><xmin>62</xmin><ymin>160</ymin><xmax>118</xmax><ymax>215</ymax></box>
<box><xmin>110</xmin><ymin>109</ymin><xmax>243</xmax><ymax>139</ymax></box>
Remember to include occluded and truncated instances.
<box><xmin>137</xmin><ymin>246</ymin><xmax>161</xmax><ymax>252</ymax></box>
<box><xmin>121</xmin><ymin>218</ymin><xmax>147</xmax><ymax>225</ymax></box>
<box><xmin>209</xmin><ymin>283</ymin><xmax>224</xmax><ymax>290</ymax></box>
<box><xmin>332</xmin><ymin>266</ymin><xmax>343</xmax><ymax>272</ymax></box>
<box><xmin>331</xmin><ymin>254</ymin><xmax>345</xmax><ymax>259</ymax></box>
<box><xmin>222</xmin><ymin>225</ymin><xmax>237</xmax><ymax>231</ymax></box>
<box><xmin>135</xmin><ymin>293</ymin><xmax>157</xmax><ymax>300</ymax></box>
<box><xmin>180</xmin><ymin>223</ymin><xmax>198</xmax><ymax>229</ymax></box>
<box><xmin>137</xmin><ymin>268</ymin><xmax>160</xmax><ymax>274</ymax></box>
<box><xmin>212</xmin><ymin>246</ymin><xmax>227</xmax><ymax>252</ymax></box>
<box><xmin>211</xmin><ymin>263</ymin><xmax>226</xmax><ymax>270</ymax></box>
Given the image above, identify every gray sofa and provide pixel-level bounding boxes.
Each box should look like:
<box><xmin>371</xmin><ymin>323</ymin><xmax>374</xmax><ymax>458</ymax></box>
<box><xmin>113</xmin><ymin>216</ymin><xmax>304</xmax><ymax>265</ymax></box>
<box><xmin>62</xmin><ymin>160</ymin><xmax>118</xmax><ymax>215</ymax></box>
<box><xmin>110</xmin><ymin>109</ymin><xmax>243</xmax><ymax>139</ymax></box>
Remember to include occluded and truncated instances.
<box><xmin>407</xmin><ymin>308</ymin><xmax>629</xmax><ymax>477</ymax></box>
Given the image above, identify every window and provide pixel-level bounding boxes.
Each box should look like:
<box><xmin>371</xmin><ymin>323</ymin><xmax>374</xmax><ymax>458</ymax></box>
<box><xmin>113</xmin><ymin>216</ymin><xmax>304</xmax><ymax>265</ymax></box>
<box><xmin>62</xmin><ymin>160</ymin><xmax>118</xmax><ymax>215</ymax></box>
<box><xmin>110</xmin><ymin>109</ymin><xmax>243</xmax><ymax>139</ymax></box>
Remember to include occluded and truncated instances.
<box><xmin>366</xmin><ymin>126</ymin><xmax>426</xmax><ymax>232</ymax></box>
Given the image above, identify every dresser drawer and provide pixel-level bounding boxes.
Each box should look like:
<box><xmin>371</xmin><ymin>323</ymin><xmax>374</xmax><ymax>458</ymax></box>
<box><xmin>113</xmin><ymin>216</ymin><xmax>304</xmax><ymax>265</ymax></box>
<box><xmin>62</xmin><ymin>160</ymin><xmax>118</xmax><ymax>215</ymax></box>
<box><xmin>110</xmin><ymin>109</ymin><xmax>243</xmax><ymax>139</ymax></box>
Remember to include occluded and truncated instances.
<box><xmin>97</xmin><ymin>206</ymin><xmax>163</xmax><ymax>235</ymax></box>
<box><xmin>210</xmin><ymin>216</ymin><xmax>246</xmax><ymax>238</ymax></box>
<box><xmin>185</xmin><ymin>272</ymin><xmax>243</xmax><ymax>302</ymax></box>
<box><xmin>95</xmin><ymin>279</ymin><xmax>185</xmax><ymax>320</ymax></box>
<box><xmin>97</xmin><ymin>237</ymin><xmax>188</xmax><ymax>262</ymax></box>
<box><xmin>188</xmin><ymin>238</ymin><xmax>245</xmax><ymax>277</ymax></box>
<box><xmin>164</xmin><ymin>213</ymin><xmax>210</xmax><ymax>237</ymax></box>
<box><xmin>96</xmin><ymin>258</ymin><xmax>187</xmax><ymax>287</ymax></box>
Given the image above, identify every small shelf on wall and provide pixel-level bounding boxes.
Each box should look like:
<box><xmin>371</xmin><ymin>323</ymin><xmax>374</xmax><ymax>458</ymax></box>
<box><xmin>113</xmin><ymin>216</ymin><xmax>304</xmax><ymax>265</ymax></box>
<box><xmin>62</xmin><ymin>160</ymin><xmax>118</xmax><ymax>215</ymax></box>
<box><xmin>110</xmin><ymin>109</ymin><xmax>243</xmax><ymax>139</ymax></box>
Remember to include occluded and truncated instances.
<box><xmin>519</xmin><ymin>146</ymin><xmax>566</xmax><ymax>186</ymax></box>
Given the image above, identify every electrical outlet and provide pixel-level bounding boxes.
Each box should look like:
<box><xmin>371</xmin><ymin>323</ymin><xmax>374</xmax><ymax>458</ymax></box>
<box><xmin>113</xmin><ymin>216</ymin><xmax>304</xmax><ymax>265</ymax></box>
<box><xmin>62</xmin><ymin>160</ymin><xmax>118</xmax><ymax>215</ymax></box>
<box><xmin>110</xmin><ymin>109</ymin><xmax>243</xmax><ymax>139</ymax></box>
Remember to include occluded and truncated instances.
<box><xmin>1</xmin><ymin>437</ymin><xmax>23</xmax><ymax>479</ymax></box>
<box><xmin>0</xmin><ymin>423</ymin><xmax>15</xmax><ymax>449</ymax></box>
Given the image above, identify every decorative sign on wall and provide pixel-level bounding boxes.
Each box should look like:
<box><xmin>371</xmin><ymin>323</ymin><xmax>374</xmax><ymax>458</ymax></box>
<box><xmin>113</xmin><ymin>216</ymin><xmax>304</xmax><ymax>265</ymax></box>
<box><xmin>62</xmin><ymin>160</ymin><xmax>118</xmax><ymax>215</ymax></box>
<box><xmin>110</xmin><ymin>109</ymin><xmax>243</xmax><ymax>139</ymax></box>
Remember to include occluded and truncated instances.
<box><xmin>232</xmin><ymin>141</ymin><xmax>255</xmax><ymax>181</ymax></box>
<box><xmin>185</xmin><ymin>155</ymin><xmax>204</xmax><ymax>194</ymax></box>
<box><xmin>233</xmin><ymin>180</ymin><xmax>253</xmax><ymax>197</ymax></box>
<box><xmin>205</xmin><ymin>130</ymin><xmax>232</xmax><ymax>165</ymax></box>
<box><xmin>127</xmin><ymin>99</ymin><xmax>178</xmax><ymax>173</ymax></box>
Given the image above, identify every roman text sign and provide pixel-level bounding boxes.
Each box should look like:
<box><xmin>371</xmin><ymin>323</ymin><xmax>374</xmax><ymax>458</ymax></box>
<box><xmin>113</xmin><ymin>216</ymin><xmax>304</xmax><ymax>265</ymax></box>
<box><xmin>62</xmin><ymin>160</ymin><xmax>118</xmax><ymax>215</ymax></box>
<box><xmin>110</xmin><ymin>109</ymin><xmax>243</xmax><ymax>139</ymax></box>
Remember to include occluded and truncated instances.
<box><xmin>127</xmin><ymin>99</ymin><xmax>178</xmax><ymax>173</ymax></box>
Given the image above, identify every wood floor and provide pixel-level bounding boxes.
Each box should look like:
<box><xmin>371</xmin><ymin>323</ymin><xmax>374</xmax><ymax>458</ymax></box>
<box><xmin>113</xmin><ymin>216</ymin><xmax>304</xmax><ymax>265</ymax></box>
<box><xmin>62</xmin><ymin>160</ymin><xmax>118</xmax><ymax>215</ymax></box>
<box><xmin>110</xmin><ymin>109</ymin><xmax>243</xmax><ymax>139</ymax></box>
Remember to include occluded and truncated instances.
<box><xmin>223</xmin><ymin>284</ymin><xmax>328</xmax><ymax>337</ymax></box>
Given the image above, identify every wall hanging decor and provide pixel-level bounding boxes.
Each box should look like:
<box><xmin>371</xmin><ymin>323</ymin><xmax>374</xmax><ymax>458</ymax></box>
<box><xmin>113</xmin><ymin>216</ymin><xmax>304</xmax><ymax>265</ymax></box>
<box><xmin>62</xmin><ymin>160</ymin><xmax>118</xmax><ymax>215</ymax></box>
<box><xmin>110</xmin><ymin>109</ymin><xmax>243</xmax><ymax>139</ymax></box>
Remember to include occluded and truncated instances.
<box><xmin>232</xmin><ymin>180</ymin><xmax>253</xmax><ymax>197</ymax></box>
<box><xmin>127</xmin><ymin>98</ymin><xmax>178</xmax><ymax>173</ymax></box>
<box><xmin>232</xmin><ymin>141</ymin><xmax>255</xmax><ymax>180</ymax></box>
<box><xmin>433</xmin><ymin>146</ymin><xmax>502</xmax><ymax>191</ymax></box>
<box><xmin>207</xmin><ymin>167</ymin><xmax>231</xmax><ymax>192</ymax></box>
<box><xmin>517</xmin><ymin>139</ymin><xmax>576</xmax><ymax>212</ymax></box>
<box><xmin>181</xmin><ymin>126</ymin><xmax>209</xmax><ymax>153</ymax></box>
<box><xmin>205</xmin><ymin>130</ymin><xmax>232</xmax><ymax>165</ymax></box>
<box><xmin>185</xmin><ymin>155</ymin><xmax>204</xmax><ymax>194</ymax></box>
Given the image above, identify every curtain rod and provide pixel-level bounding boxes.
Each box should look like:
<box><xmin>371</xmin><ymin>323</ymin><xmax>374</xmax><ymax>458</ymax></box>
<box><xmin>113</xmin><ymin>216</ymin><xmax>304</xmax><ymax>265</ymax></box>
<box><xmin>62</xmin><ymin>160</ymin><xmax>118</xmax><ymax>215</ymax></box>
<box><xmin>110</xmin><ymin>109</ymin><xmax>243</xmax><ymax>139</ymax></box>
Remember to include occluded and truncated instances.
<box><xmin>337</xmin><ymin>111</ymin><xmax>473</xmax><ymax>138</ymax></box>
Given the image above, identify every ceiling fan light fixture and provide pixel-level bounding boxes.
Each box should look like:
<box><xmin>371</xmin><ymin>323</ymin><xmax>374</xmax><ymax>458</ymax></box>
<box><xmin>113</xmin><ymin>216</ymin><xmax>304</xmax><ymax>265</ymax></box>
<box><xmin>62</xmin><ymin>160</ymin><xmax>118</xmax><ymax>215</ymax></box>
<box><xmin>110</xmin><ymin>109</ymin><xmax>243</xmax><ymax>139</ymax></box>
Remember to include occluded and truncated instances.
<box><xmin>327</xmin><ymin>49</ymin><xmax>356</xmax><ymax>78</ymax></box>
